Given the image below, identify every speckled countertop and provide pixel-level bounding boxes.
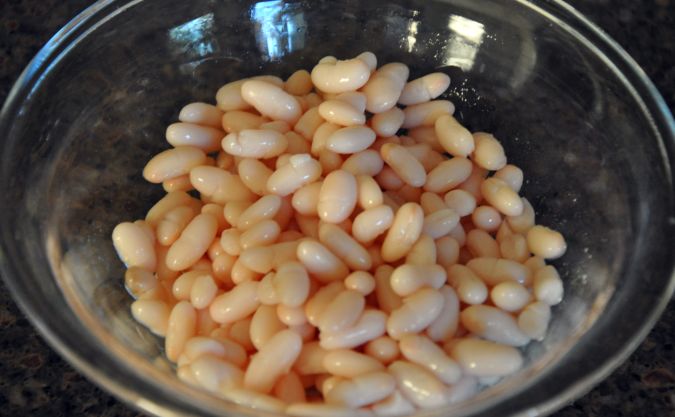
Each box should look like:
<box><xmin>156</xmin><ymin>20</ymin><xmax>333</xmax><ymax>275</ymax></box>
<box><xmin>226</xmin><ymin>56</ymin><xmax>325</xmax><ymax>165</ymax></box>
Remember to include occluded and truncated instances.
<box><xmin>0</xmin><ymin>0</ymin><xmax>673</xmax><ymax>416</ymax></box>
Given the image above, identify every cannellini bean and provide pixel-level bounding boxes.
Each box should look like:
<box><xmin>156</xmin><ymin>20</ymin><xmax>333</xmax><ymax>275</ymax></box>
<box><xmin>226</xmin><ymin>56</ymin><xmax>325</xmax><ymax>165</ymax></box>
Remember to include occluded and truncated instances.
<box><xmin>190</xmin><ymin>274</ymin><xmax>218</xmax><ymax>309</ymax></box>
<box><xmin>250</xmin><ymin>305</ymin><xmax>286</xmax><ymax>350</ymax></box>
<box><xmin>445</xmin><ymin>376</ymin><xmax>479</xmax><ymax>404</ymax></box>
<box><xmin>311</xmin><ymin>57</ymin><xmax>371</xmax><ymax>93</ymax></box>
<box><xmin>239</xmin><ymin>220</ymin><xmax>281</xmax><ymax>249</ymax></box>
<box><xmin>319</xmin><ymin>309</ymin><xmax>387</xmax><ymax>350</ymax></box>
<box><xmin>274</xmin><ymin>371</ymin><xmax>307</xmax><ymax>404</ymax></box>
<box><xmin>374</xmin><ymin>265</ymin><xmax>403</xmax><ymax>314</ymax></box>
<box><xmin>491</xmin><ymin>281</ymin><xmax>531</xmax><ymax>312</ymax></box>
<box><xmin>434</xmin><ymin>114</ymin><xmax>474</xmax><ymax>157</ymax></box>
<box><xmin>224</xmin><ymin>200</ymin><xmax>251</xmax><ymax>226</ymax></box>
<box><xmin>380</xmin><ymin>143</ymin><xmax>426</xmax><ymax>187</ymax></box>
<box><xmin>294</xmin><ymin>107</ymin><xmax>324</xmax><ymax>140</ymax></box>
<box><xmin>448</xmin><ymin>338</ymin><xmax>523</xmax><ymax>377</ymax></box>
<box><xmin>527</xmin><ymin>225</ymin><xmax>567</xmax><ymax>259</ymax></box>
<box><xmin>220</xmin><ymin>229</ymin><xmax>242</xmax><ymax>256</ymax></box>
<box><xmin>113</xmin><ymin>222</ymin><xmax>156</xmax><ymax>271</ymax></box>
<box><xmin>388</xmin><ymin>361</ymin><xmax>448</xmax><ymax>409</ymax></box>
<box><xmin>221</xmin><ymin>110</ymin><xmax>266</xmax><ymax>133</ymax></box>
<box><xmin>285</xmin><ymin>69</ymin><xmax>313</xmax><ymax>96</ymax></box>
<box><xmin>390</xmin><ymin>264</ymin><xmax>446</xmax><ymax>296</ymax></box>
<box><xmin>402</xmin><ymin>100</ymin><xmax>455</xmax><ymax>129</ymax></box>
<box><xmin>495</xmin><ymin>164</ymin><xmax>524</xmax><ymax>192</ymax></box>
<box><xmin>422</xmin><ymin>209</ymin><xmax>460</xmax><ymax>239</ymax></box>
<box><xmin>166</xmin><ymin>301</ymin><xmax>197</xmax><ymax>362</ymax></box>
<box><xmin>165</xmin><ymin>213</ymin><xmax>218</xmax><ymax>271</ymax></box>
<box><xmin>317</xmin><ymin>170</ymin><xmax>357</xmax><ymax>223</ymax></box>
<box><xmin>260</xmin><ymin>120</ymin><xmax>291</xmax><ymax>133</ymax></box>
<box><xmin>426</xmin><ymin>286</ymin><xmax>460</xmax><ymax>342</ymax></box>
<box><xmin>312</xmin><ymin>122</ymin><xmax>340</xmax><ymax>155</ymax></box>
<box><xmin>352</xmin><ymin>205</ymin><xmax>394</xmax><ymax>243</ymax></box>
<box><xmin>424</xmin><ymin>157</ymin><xmax>473</xmax><ymax>193</ymax></box>
<box><xmin>334</xmin><ymin>91</ymin><xmax>367</xmax><ymax>113</ymax></box>
<box><xmin>146</xmin><ymin>191</ymin><xmax>201</xmax><ymax>226</ymax></box>
<box><xmin>399</xmin><ymin>334</ymin><xmax>461</xmax><ymax>384</ymax></box>
<box><xmin>466</xmin><ymin>257</ymin><xmax>532</xmax><ymax>286</ymax></box>
<box><xmin>387</xmin><ymin>288</ymin><xmax>445</xmax><ymax>339</ymax></box>
<box><xmin>209</xmin><ymin>281</ymin><xmax>260</xmax><ymax>324</ymax></box>
<box><xmin>325</xmin><ymin>372</ymin><xmax>396</xmax><ymax>408</ymax></box>
<box><xmin>319</xmin><ymin>100</ymin><xmax>366</xmax><ymax>126</ymax></box>
<box><xmin>237</xmin><ymin>194</ymin><xmax>282</xmax><ymax>230</ymax></box>
<box><xmin>376</xmin><ymin>166</ymin><xmax>405</xmax><ymax>191</ymax></box>
<box><xmin>267</xmin><ymin>154</ymin><xmax>322</xmax><ymax>196</ymax></box>
<box><xmin>216</xmin><ymin>79</ymin><xmax>251</xmax><ymax>111</ymax></box>
<box><xmin>227</xmin><ymin>318</ymin><xmax>255</xmax><ymax>351</ymax></box>
<box><xmin>362</xmin><ymin>63</ymin><xmax>409</xmax><ymax>113</ymax></box>
<box><xmin>344</xmin><ymin>271</ymin><xmax>376</xmax><ymax>295</ymax></box>
<box><xmin>294</xmin><ymin>213</ymin><xmax>320</xmax><ymax>239</ymax></box>
<box><xmin>294</xmin><ymin>341</ymin><xmax>329</xmax><ymax>375</ymax></box>
<box><xmin>399</xmin><ymin>73</ymin><xmax>450</xmax><ymax>106</ymax></box>
<box><xmin>472</xmin><ymin>132</ymin><xmax>507</xmax><ymax>170</ymax></box>
<box><xmin>481</xmin><ymin>178</ymin><xmax>523</xmax><ymax>217</ymax></box>
<box><xmin>457</xmin><ymin>164</ymin><xmax>487</xmax><ymax>201</ymax></box>
<box><xmin>381</xmin><ymin>203</ymin><xmax>424</xmax><ymax>262</ymax></box>
<box><xmin>403</xmin><ymin>143</ymin><xmax>445</xmax><ymax>172</ymax></box>
<box><xmin>156</xmin><ymin>205</ymin><xmax>197</xmax><ymax>246</ymax></box>
<box><xmin>507</xmin><ymin>197</ymin><xmax>535</xmax><ymax>233</ymax></box>
<box><xmin>323</xmin><ymin>350</ymin><xmax>385</xmax><ymax>377</ymax></box>
<box><xmin>447</xmin><ymin>265</ymin><xmax>488</xmax><ymax>305</ymax></box>
<box><xmin>222</xmin><ymin>129</ymin><xmax>288</xmax><ymax>159</ymax></box>
<box><xmin>239</xmin><ymin>241</ymin><xmax>300</xmax><ymax>273</ymax></box>
<box><xmin>278</xmin><ymin>304</ymin><xmax>307</xmax><ymax>326</ymax></box>
<box><xmin>143</xmin><ymin>146</ymin><xmax>206</xmax><ymax>184</ymax></box>
<box><xmin>472</xmin><ymin>205</ymin><xmax>502</xmax><ymax>232</ymax></box>
<box><xmin>461</xmin><ymin>305</ymin><xmax>530</xmax><ymax>346</ymax></box>
<box><xmin>419</xmin><ymin>192</ymin><xmax>446</xmax><ymax>215</ymax></box>
<box><xmin>274</xmin><ymin>261</ymin><xmax>310</xmax><ymax>307</ymax></box>
<box><xmin>365</xmin><ymin>336</ymin><xmax>400</xmax><ymax>365</ymax></box>
<box><xmin>371</xmin><ymin>107</ymin><xmax>405</xmax><ymax>137</ymax></box>
<box><xmin>342</xmin><ymin>149</ymin><xmax>384</xmax><ymax>177</ymax></box>
<box><xmin>244</xmin><ymin>329</ymin><xmax>302</xmax><ymax>393</ymax></box>
<box><xmin>190</xmin><ymin>165</ymin><xmax>256</xmax><ymax>204</ymax></box>
<box><xmin>318</xmin><ymin>150</ymin><xmax>343</xmax><ymax>174</ymax></box>
<box><xmin>356</xmin><ymin>51</ymin><xmax>377</xmax><ymax>71</ymax></box>
<box><xmin>179</xmin><ymin>102</ymin><xmax>223</xmax><ymax>128</ymax></box>
<box><xmin>238</xmin><ymin>158</ymin><xmax>274</xmax><ymax>196</ymax></box>
<box><xmin>466</xmin><ymin>229</ymin><xmax>500</xmax><ymax>258</ymax></box>
<box><xmin>317</xmin><ymin>289</ymin><xmax>365</xmax><ymax>333</ymax></box>
<box><xmin>163</xmin><ymin>175</ymin><xmax>193</xmax><ymax>192</ymax></box>
<box><xmin>190</xmin><ymin>354</ymin><xmax>243</xmax><ymax>392</ymax></box>
<box><xmin>231</xmin><ymin>258</ymin><xmax>262</xmax><ymax>284</ymax></box>
<box><xmin>372</xmin><ymin>390</ymin><xmax>417</xmax><ymax>416</ymax></box>
<box><xmin>292</xmin><ymin>182</ymin><xmax>322</xmax><ymax>216</ymax></box>
<box><xmin>533</xmin><ymin>265</ymin><xmax>564</xmax><ymax>305</ymax></box>
<box><xmin>241</xmin><ymin>80</ymin><xmax>302</xmax><ymax>123</ymax></box>
<box><xmin>408</xmin><ymin>125</ymin><xmax>443</xmax><ymax>152</ymax></box>
<box><xmin>201</xmin><ymin>204</ymin><xmax>227</xmax><ymax>232</ymax></box>
<box><xmin>318</xmin><ymin>223</ymin><xmax>371</xmax><ymax>271</ymax></box>
<box><xmin>297</xmin><ymin>239</ymin><xmax>349</xmax><ymax>283</ymax></box>
<box><xmin>443</xmin><ymin>189</ymin><xmax>476</xmax><ymax>217</ymax></box>
<box><xmin>436</xmin><ymin>236</ymin><xmax>460</xmax><ymax>268</ymax></box>
<box><xmin>221</xmin><ymin>388</ymin><xmax>287</xmax><ymax>413</ymax></box>
<box><xmin>326</xmin><ymin>126</ymin><xmax>376</xmax><ymax>155</ymax></box>
<box><xmin>405</xmin><ymin>234</ymin><xmax>436</xmax><ymax>265</ymax></box>
<box><xmin>499</xmin><ymin>233</ymin><xmax>529</xmax><ymax>262</ymax></box>
<box><xmin>518</xmin><ymin>301</ymin><xmax>551</xmax><ymax>340</ymax></box>
<box><xmin>357</xmin><ymin>175</ymin><xmax>383</xmax><ymax>210</ymax></box>
<box><xmin>131</xmin><ymin>299</ymin><xmax>170</xmax><ymax>336</ymax></box>
<box><xmin>166</xmin><ymin>122</ymin><xmax>223</xmax><ymax>152</ymax></box>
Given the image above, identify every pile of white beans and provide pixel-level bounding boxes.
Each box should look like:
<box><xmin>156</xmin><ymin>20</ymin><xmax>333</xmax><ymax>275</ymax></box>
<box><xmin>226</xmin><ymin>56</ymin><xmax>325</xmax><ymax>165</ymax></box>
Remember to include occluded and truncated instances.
<box><xmin>112</xmin><ymin>51</ymin><xmax>567</xmax><ymax>416</ymax></box>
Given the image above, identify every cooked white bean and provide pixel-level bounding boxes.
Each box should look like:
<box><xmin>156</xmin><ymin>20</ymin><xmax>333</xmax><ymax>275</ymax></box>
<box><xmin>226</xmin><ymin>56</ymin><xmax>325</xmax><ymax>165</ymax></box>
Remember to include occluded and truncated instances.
<box><xmin>297</xmin><ymin>239</ymin><xmax>349</xmax><ymax>283</ymax></box>
<box><xmin>399</xmin><ymin>334</ymin><xmax>461</xmax><ymax>384</ymax></box>
<box><xmin>319</xmin><ymin>100</ymin><xmax>366</xmax><ymax>126</ymax></box>
<box><xmin>402</xmin><ymin>100</ymin><xmax>454</xmax><ymax>129</ymax></box>
<box><xmin>527</xmin><ymin>225</ymin><xmax>567</xmax><ymax>259</ymax></box>
<box><xmin>222</xmin><ymin>129</ymin><xmax>288</xmax><ymax>159</ymax></box>
<box><xmin>461</xmin><ymin>305</ymin><xmax>530</xmax><ymax>346</ymax></box>
<box><xmin>165</xmin><ymin>213</ymin><xmax>218</xmax><ymax>271</ymax></box>
<box><xmin>131</xmin><ymin>299</ymin><xmax>170</xmax><ymax>336</ymax></box>
<box><xmin>221</xmin><ymin>388</ymin><xmax>287</xmax><ymax>413</ymax></box>
<box><xmin>342</xmin><ymin>149</ymin><xmax>384</xmax><ymax>177</ymax></box>
<box><xmin>319</xmin><ymin>309</ymin><xmax>387</xmax><ymax>350</ymax></box>
<box><xmin>466</xmin><ymin>257</ymin><xmax>532</xmax><ymax>286</ymax></box>
<box><xmin>113</xmin><ymin>222</ymin><xmax>157</xmax><ymax>271</ymax></box>
<box><xmin>362</xmin><ymin>63</ymin><xmax>409</xmax><ymax>113</ymax></box>
<box><xmin>166</xmin><ymin>122</ymin><xmax>223</xmax><ymax>152</ymax></box>
<box><xmin>399</xmin><ymin>73</ymin><xmax>450</xmax><ymax>105</ymax></box>
<box><xmin>380</xmin><ymin>143</ymin><xmax>426</xmax><ymax>187</ymax></box>
<box><xmin>533</xmin><ymin>265</ymin><xmax>564</xmax><ymax>305</ymax></box>
<box><xmin>311</xmin><ymin>58</ymin><xmax>371</xmax><ymax>93</ymax></box>
<box><xmin>209</xmin><ymin>281</ymin><xmax>260</xmax><ymax>324</ymax></box>
<box><xmin>190</xmin><ymin>165</ymin><xmax>256</xmax><ymax>204</ymax></box>
<box><xmin>371</xmin><ymin>107</ymin><xmax>405</xmax><ymax>137</ymax></box>
<box><xmin>390</xmin><ymin>264</ymin><xmax>446</xmax><ymax>296</ymax></box>
<box><xmin>317</xmin><ymin>289</ymin><xmax>365</xmax><ymax>333</ymax></box>
<box><xmin>323</xmin><ymin>350</ymin><xmax>385</xmax><ymax>377</ymax></box>
<box><xmin>472</xmin><ymin>132</ymin><xmax>507</xmax><ymax>170</ymax></box>
<box><xmin>447</xmin><ymin>265</ymin><xmax>488</xmax><ymax>305</ymax></box>
<box><xmin>166</xmin><ymin>301</ymin><xmax>197</xmax><ymax>362</ymax></box>
<box><xmin>244</xmin><ymin>329</ymin><xmax>302</xmax><ymax>393</ymax></box>
<box><xmin>326</xmin><ymin>126</ymin><xmax>376</xmax><ymax>154</ymax></box>
<box><xmin>325</xmin><ymin>372</ymin><xmax>395</xmax><ymax>408</ymax></box>
<box><xmin>352</xmin><ymin>205</ymin><xmax>394</xmax><ymax>243</ymax></box>
<box><xmin>317</xmin><ymin>170</ymin><xmax>357</xmax><ymax>223</ymax></box>
<box><xmin>448</xmin><ymin>338</ymin><xmax>523</xmax><ymax>377</ymax></box>
<box><xmin>267</xmin><ymin>154</ymin><xmax>322</xmax><ymax>196</ymax></box>
<box><xmin>372</xmin><ymin>390</ymin><xmax>416</xmax><ymax>416</ymax></box>
<box><xmin>518</xmin><ymin>301</ymin><xmax>551</xmax><ymax>340</ymax></box>
<box><xmin>241</xmin><ymin>80</ymin><xmax>302</xmax><ymax>123</ymax></box>
<box><xmin>387</xmin><ymin>288</ymin><xmax>444</xmax><ymax>340</ymax></box>
<box><xmin>179</xmin><ymin>102</ymin><xmax>223</xmax><ymax>128</ymax></box>
<box><xmin>426</xmin><ymin>286</ymin><xmax>460</xmax><ymax>342</ymax></box>
<box><xmin>434</xmin><ymin>114</ymin><xmax>474</xmax><ymax>157</ymax></box>
<box><xmin>381</xmin><ymin>202</ymin><xmax>424</xmax><ymax>262</ymax></box>
<box><xmin>422</xmin><ymin>208</ymin><xmax>460</xmax><ymax>239</ymax></box>
<box><xmin>143</xmin><ymin>146</ymin><xmax>207</xmax><ymax>184</ymax></box>
<box><xmin>425</xmin><ymin>157</ymin><xmax>473</xmax><ymax>193</ymax></box>
<box><xmin>285</xmin><ymin>69</ymin><xmax>313</xmax><ymax>96</ymax></box>
<box><xmin>388</xmin><ymin>361</ymin><xmax>448</xmax><ymax>409</ymax></box>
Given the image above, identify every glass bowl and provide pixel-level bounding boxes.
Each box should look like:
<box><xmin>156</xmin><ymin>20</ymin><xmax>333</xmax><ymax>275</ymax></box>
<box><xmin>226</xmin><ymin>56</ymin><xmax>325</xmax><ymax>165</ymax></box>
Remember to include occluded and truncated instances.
<box><xmin>0</xmin><ymin>0</ymin><xmax>673</xmax><ymax>416</ymax></box>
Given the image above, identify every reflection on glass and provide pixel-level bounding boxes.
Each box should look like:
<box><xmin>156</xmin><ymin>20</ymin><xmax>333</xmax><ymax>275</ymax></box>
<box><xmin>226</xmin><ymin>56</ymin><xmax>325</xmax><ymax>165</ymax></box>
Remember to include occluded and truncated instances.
<box><xmin>251</xmin><ymin>0</ymin><xmax>306</xmax><ymax>61</ymax></box>
<box><xmin>406</xmin><ymin>20</ymin><xmax>419</xmax><ymax>53</ymax></box>
<box><xmin>444</xmin><ymin>15</ymin><xmax>485</xmax><ymax>71</ymax></box>
<box><xmin>168</xmin><ymin>13</ymin><xmax>216</xmax><ymax>58</ymax></box>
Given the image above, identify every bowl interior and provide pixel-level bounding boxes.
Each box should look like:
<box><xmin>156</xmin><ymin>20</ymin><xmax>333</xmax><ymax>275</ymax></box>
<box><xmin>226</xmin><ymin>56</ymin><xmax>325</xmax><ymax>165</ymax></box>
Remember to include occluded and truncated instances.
<box><xmin>1</xmin><ymin>0</ymin><xmax>673</xmax><ymax>416</ymax></box>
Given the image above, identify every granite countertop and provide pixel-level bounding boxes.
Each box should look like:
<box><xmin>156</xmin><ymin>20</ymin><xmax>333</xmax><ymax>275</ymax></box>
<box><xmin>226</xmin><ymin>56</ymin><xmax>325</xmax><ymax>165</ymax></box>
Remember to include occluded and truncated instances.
<box><xmin>0</xmin><ymin>0</ymin><xmax>673</xmax><ymax>416</ymax></box>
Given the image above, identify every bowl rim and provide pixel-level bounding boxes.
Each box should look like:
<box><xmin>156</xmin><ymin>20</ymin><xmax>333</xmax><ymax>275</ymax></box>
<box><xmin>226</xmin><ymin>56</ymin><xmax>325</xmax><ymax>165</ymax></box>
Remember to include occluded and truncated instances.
<box><xmin>0</xmin><ymin>0</ymin><xmax>673</xmax><ymax>416</ymax></box>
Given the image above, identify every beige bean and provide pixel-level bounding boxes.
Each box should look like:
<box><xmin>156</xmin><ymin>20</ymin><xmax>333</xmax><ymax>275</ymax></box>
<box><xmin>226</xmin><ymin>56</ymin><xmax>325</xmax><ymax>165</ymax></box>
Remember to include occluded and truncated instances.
<box><xmin>162</xmin><ymin>175</ymin><xmax>193</xmax><ymax>193</ymax></box>
<box><xmin>201</xmin><ymin>204</ymin><xmax>228</xmax><ymax>233</ymax></box>
<box><xmin>285</xmin><ymin>69</ymin><xmax>313</xmax><ymax>95</ymax></box>
<box><xmin>190</xmin><ymin>354</ymin><xmax>244</xmax><ymax>392</ymax></box>
<box><xmin>352</xmin><ymin>205</ymin><xmax>394</xmax><ymax>243</ymax></box>
<box><xmin>355</xmin><ymin>176</ymin><xmax>382</xmax><ymax>210</ymax></box>
<box><xmin>402</xmin><ymin>100</ymin><xmax>454</xmax><ymax>129</ymax></box>
<box><xmin>239</xmin><ymin>220</ymin><xmax>280</xmax><ymax>249</ymax></box>
<box><xmin>499</xmin><ymin>233</ymin><xmax>529</xmax><ymax>262</ymax></box>
<box><xmin>481</xmin><ymin>177</ymin><xmax>524</xmax><ymax>217</ymax></box>
<box><xmin>239</xmin><ymin>241</ymin><xmax>299</xmax><ymax>274</ymax></box>
<box><xmin>260</xmin><ymin>120</ymin><xmax>291</xmax><ymax>134</ymax></box>
<box><xmin>273</xmin><ymin>371</ymin><xmax>306</xmax><ymax>404</ymax></box>
<box><xmin>435</xmin><ymin>237</ymin><xmax>460</xmax><ymax>269</ymax></box>
<box><xmin>325</xmin><ymin>372</ymin><xmax>396</xmax><ymax>408</ymax></box>
<box><xmin>527</xmin><ymin>225</ymin><xmax>567</xmax><ymax>259</ymax></box>
<box><xmin>294</xmin><ymin>341</ymin><xmax>329</xmax><ymax>375</ymax></box>
<box><xmin>405</xmin><ymin>234</ymin><xmax>437</xmax><ymax>265</ymax></box>
<box><xmin>422</xmin><ymin>208</ymin><xmax>460</xmax><ymax>239</ymax></box>
<box><xmin>472</xmin><ymin>132</ymin><xmax>507</xmax><ymax>170</ymax></box>
<box><xmin>390</xmin><ymin>264</ymin><xmax>446</xmax><ymax>297</ymax></box>
<box><xmin>388</xmin><ymin>361</ymin><xmax>447</xmax><ymax>409</ymax></box>
<box><xmin>183</xmin><ymin>336</ymin><xmax>241</xmax><ymax>365</ymax></box>
<box><xmin>362</xmin><ymin>63</ymin><xmax>409</xmax><ymax>113</ymax></box>
<box><xmin>402</xmin><ymin>143</ymin><xmax>444</xmax><ymax>172</ymax></box>
<box><xmin>371</xmin><ymin>107</ymin><xmax>405</xmax><ymax>137</ymax></box>
<box><xmin>318</xmin><ymin>223</ymin><xmax>371</xmax><ymax>271</ymax></box>
<box><xmin>227</xmin><ymin>318</ymin><xmax>255</xmax><ymax>352</ymax></box>
<box><xmin>143</xmin><ymin>146</ymin><xmax>206</xmax><ymax>184</ymax></box>
<box><xmin>244</xmin><ymin>329</ymin><xmax>302</xmax><ymax>393</ymax></box>
<box><xmin>334</xmin><ymin>91</ymin><xmax>367</xmax><ymax>113</ymax></box>
<box><xmin>165</xmin><ymin>213</ymin><xmax>218</xmax><ymax>271</ymax></box>
<box><xmin>294</xmin><ymin>107</ymin><xmax>324</xmax><ymax>140</ymax></box>
<box><xmin>473</xmin><ymin>205</ymin><xmax>502</xmax><ymax>233</ymax></box>
<box><xmin>190</xmin><ymin>165</ymin><xmax>256</xmax><ymax>204</ymax></box>
<box><xmin>166</xmin><ymin>122</ymin><xmax>223</xmax><ymax>153</ymax></box>
<box><xmin>447</xmin><ymin>265</ymin><xmax>488</xmax><ymax>305</ymax></box>
<box><xmin>318</xmin><ymin>150</ymin><xmax>343</xmax><ymax>174</ymax></box>
<box><xmin>224</xmin><ymin>200</ymin><xmax>251</xmax><ymax>226</ymax></box>
<box><xmin>457</xmin><ymin>164</ymin><xmax>487</xmax><ymax>201</ymax></box>
<box><xmin>222</xmin><ymin>129</ymin><xmax>288</xmax><ymax>159</ymax></box>
<box><xmin>380</xmin><ymin>143</ymin><xmax>426</xmax><ymax>187</ymax></box>
<box><xmin>291</xmin><ymin>181</ymin><xmax>321</xmax><ymax>216</ymax></box>
<box><xmin>467</xmin><ymin>257</ymin><xmax>532</xmax><ymax>286</ymax></box>
<box><xmin>372</xmin><ymin>390</ymin><xmax>416</xmax><ymax>416</ymax></box>
<box><xmin>318</xmin><ymin>289</ymin><xmax>365</xmax><ymax>333</ymax></box>
<box><xmin>219</xmin><ymin>228</ymin><xmax>241</xmax><ymax>256</ymax></box>
<box><xmin>221</xmin><ymin>110</ymin><xmax>266</xmax><ymax>133</ymax></box>
<box><xmin>461</xmin><ymin>305</ymin><xmax>530</xmax><ymax>346</ymax></box>
<box><xmin>277</xmin><ymin>304</ymin><xmax>307</xmax><ymax>327</ymax></box>
<box><xmin>424</xmin><ymin>157</ymin><xmax>473</xmax><ymax>193</ymax></box>
<box><xmin>311</xmin><ymin>58</ymin><xmax>371</xmax><ymax>93</ymax></box>
<box><xmin>356</xmin><ymin>51</ymin><xmax>377</xmax><ymax>71</ymax></box>
<box><xmin>267</xmin><ymin>154</ymin><xmax>322</xmax><ymax>196</ymax></box>
<box><xmin>296</xmin><ymin>239</ymin><xmax>349</xmax><ymax>283</ymax></box>
<box><xmin>240</xmin><ymin>80</ymin><xmax>302</xmax><ymax>123</ymax></box>
<box><xmin>364</xmin><ymin>336</ymin><xmax>400</xmax><ymax>365</ymax></box>
<box><xmin>387</xmin><ymin>288</ymin><xmax>444</xmax><ymax>340</ymax></box>
<box><xmin>466</xmin><ymin>229</ymin><xmax>500</xmax><ymax>258</ymax></box>
<box><xmin>443</xmin><ymin>189</ymin><xmax>476</xmax><ymax>217</ymax></box>
<box><xmin>218</xmin><ymin>389</ymin><xmax>285</xmax><ymax>413</ymax></box>
<box><xmin>311</xmin><ymin>122</ymin><xmax>340</xmax><ymax>155</ymax></box>
<box><xmin>294</xmin><ymin>213</ymin><xmax>319</xmax><ymax>239</ymax></box>
<box><xmin>156</xmin><ymin>205</ymin><xmax>197</xmax><ymax>246</ymax></box>
<box><xmin>533</xmin><ymin>265</ymin><xmax>564</xmax><ymax>305</ymax></box>
<box><xmin>506</xmin><ymin>197</ymin><xmax>535</xmax><ymax>233</ymax></box>
<box><xmin>237</xmin><ymin>195</ymin><xmax>281</xmax><ymax>231</ymax></box>
<box><xmin>319</xmin><ymin>100</ymin><xmax>366</xmax><ymax>126</ymax></box>
<box><xmin>518</xmin><ymin>301</ymin><xmax>551</xmax><ymax>341</ymax></box>
<box><xmin>326</xmin><ymin>126</ymin><xmax>376</xmax><ymax>154</ymax></box>
<box><xmin>399</xmin><ymin>72</ymin><xmax>450</xmax><ymax>105</ymax></box>
<box><xmin>274</xmin><ymin>261</ymin><xmax>310</xmax><ymax>308</ymax></box>
<box><xmin>419</xmin><ymin>192</ymin><xmax>446</xmax><ymax>215</ymax></box>
<box><xmin>166</xmin><ymin>301</ymin><xmax>197</xmax><ymax>362</ymax></box>
<box><xmin>113</xmin><ymin>222</ymin><xmax>156</xmax><ymax>271</ymax></box>
<box><xmin>216</xmin><ymin>79</ymin><xmax>251</xmax><ymax>111</ymax></box>
<box><xmin>319</xmin><ymin>309</ymin><xmax>387</xmax><ymax>350</ymax></box>
<box><xmin>374</xmin><ymin>265</ymin><xmax>403</xmax><ymax>314</ymax></box>
<box><xmin>399</xmin><ymin>334</ymin><xmax>461</xmax><ymax>384</ymax></box>
<box><xmin>189</xmin><ymin>274</ymin><xmax>218</xmax><ymax>309</ymax></box>
<box><xmin>303</xmin><ymin>92</ymin><xmax>324</xmax><ymax>109</ymax></box>
<box><xmin>434</xmin><ymin>114</ymin><xmax>474</xmax><ymax>157</ymax></box>
<box><xmin>375</xmin><ymin>166</ymin><xmax>404</xmax><ymax>191</ymax></box>
<box><xmin>344</xmin><ymin>271</ymin><xmax>376</xmax><ymax>295</ymax></box>
<box><xmin>408</xmin><ymin>126</ymin><xmax>443</xmax><ymax>152</ymax></box>
<box><xmin>496</xmin><ymin>220</ymin><xmax>514</xmax><ymax>243</ymax></box>
<box><xmin>491</xmin><ymin>281</ymin><xmax>532</xmax><ymax>312</ymax></box>
<box><xmin>131</xmin><ymin>299</ymin><xmax>170</xmax><ymax>336</ymax></box>
<box><xmin>323</xmin><ymin>350</ymin><xmax>385</xmax><ymax>378</ymax></box>
<box><xmin>381</xmin><ymin>203</ymin><xmax>424</xmax><ymax>262</ymax></box>
<box><xmin>250</xmin><ymin>305</ymin><xmax>286</xmax><ymax>351</ymax></box>
<box><xmin>341</xmin><ymin>149</ymin><xmax>384</xmax><ymax>177</ymax></box>
<box><xmin>317</xmin><ymin>170</ymin><xmax>357</xmax><ymax>223</ymax></box>
<box><xmin>426</xmin><ymin>285</ymin><xmax>460</xmax><ymax>342</ymax></box>
<box><xmin>179</xmin><ymin>102</ymin><xmax>224</xmax><ymax>128</ymax></box>
<box><xmin>257</xmin><ymin>272</ymin><xmax>280</xmax><ymax>305</ymax></box>
<box><xmin>494</xmin><ymin>164</ymin><xmax>524</xmax><ymax>192</ymax></box>
<box><xmin>230</xmin><ymin>255</ymin><xmax>263</xmax><ymax>284</ymax></box>
<box><xmin>237</xmin><ymin>158</ymin><xmax>273</xmax><ymax>196</ymax></box>
<box><xmin>209</xmin><ymin>281</ymin><xmax>259</xmax><ymax>324</ymax></box>
<box><xmin>448</xmin><ymin>338</ymin><xmax>523</xmax><ymax>377</ymax></box>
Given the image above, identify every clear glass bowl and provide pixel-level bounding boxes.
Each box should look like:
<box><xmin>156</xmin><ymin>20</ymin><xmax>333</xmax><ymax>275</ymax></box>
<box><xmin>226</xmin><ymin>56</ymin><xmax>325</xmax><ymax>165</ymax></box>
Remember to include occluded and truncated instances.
<box><xmin>0</xmin><ymin>0</ymin><xmax>673</xmax><ymax>416</ymax></box>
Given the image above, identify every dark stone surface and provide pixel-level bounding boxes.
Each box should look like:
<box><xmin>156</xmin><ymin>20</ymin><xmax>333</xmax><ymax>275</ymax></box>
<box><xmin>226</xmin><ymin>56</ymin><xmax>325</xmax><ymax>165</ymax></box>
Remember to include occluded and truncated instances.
<box><xmin>0</xmin><ymin>0</ymin><xmax>673</xmax><ymax>416</ymax></box>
